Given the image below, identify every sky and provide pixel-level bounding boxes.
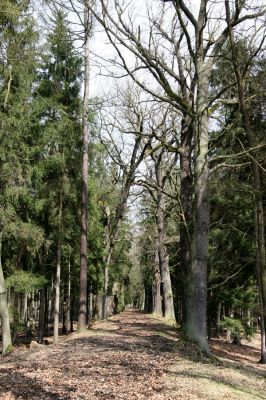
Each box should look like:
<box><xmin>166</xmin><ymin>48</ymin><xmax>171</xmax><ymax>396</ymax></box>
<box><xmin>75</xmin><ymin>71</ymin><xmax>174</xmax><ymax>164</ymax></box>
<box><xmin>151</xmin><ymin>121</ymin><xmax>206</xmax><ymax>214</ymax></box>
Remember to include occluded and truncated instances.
<box><xmin>34</xmin><ymin>0</ymin><xmax>265</xmax><ymax>100</ymax></box>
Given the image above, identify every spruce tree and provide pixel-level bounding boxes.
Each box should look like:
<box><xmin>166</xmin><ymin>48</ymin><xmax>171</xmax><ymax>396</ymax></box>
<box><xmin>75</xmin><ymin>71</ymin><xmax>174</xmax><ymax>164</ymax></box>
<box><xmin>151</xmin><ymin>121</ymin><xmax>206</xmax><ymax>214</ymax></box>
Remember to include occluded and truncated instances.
<box><xmin>0</xmin><ymin>0</ymin><xmax>40</xmax><ymax>354</ymax></box>
<box><xmin>36</xmin><ymin>9</ymin><xmax>82</xmax><ymax>342</ymax></box>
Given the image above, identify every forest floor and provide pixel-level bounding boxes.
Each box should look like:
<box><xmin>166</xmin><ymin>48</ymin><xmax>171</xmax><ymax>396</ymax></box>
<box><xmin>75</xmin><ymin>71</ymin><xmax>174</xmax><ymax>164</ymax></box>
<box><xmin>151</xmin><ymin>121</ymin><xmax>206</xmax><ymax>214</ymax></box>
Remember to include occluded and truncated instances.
<box><xmin>0</xmin><ymin>309</ymin><xmax>265</xmax><ymax>400</ymax></box>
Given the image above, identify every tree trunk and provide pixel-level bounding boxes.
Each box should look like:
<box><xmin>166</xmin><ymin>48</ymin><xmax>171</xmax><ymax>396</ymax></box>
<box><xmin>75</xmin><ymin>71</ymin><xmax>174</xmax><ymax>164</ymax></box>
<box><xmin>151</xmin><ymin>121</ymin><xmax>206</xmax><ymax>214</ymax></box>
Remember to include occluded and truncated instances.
<box><xmin>66</xmin><ymin>254</ymin><xmax>71</xmax><ymax>334</ymax></box>
<box><xmin>78</xmin><ymin>0</ymin><xmax>90</xmax><ymax>331</ymax></box>
<box><xmin>152</xmin><ymin>244</ymin><xmax>162</xmax><ymax>316</ymax></box>
<box><xmin>156</xmin><ymin>179</ymin><xmax>175</xmax><ymax>321</ymax></box>
<box><xmin>216</xmin><ymin>302</ymin><xmax>222</xmax><ymax>335</ymax></box>
<box><xmin>38</xmin><ymin>286</ymin><xmax>46</xmax><ymax>344</ymax></box>
<box><xmin>103</xmin><ymin>253</ymin><xmax>111</xmax><ymax>319</ymax></box>
<box><xmin>144</xmin><ymin>285</ymin><xmax>152</xmax><ymax>313</ymax></box>
<box><xmin>48</xmin><ymin>279</ymin><xmax>54</xmax><ymax>325</ymax></box>
<box><xmin>53</xmin><ymin>243</ymin><xmax>61</xmax><ymax>343</ymax></box>
<box><xmin>88</xmin><ymin>284</ymin><xmax>93</xmax><ymax>322</ymax></box>
<box><xmin>53</xmin><ymin>181</ymin><xmax>63</xmax><ymax>344</ymax></box>
<box><xmin>182</xmin><ymin>61</ymin><xmax>210</xmax><ymax>354</ymax></box>
<box><xmin>23</xmin><ymin>292</ymin><xmax>28</xmax><ymax>323</ymax></box>
<box><xmin>0</xmin><ymin>236</ymin><xmax>12</xmax><ymax>354</ymax></box>
<box><xmin>38</xmin><ymin>245</ymin><xmax>47</xmax><ymax>344</ymax></box>
<box><xmin>179</xmin><ymin>116</ymin><xmax>193</xmax><ymax>333</ymax></box>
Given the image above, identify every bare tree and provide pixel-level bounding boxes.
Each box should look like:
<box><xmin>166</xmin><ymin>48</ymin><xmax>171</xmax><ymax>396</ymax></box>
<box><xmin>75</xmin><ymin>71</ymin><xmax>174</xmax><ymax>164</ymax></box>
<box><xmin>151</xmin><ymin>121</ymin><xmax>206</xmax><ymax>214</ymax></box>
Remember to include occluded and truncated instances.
<box><xmin>90</xmin><ymin>0</ymin><xmax>265</xmax><ymax>352</ymax></box>
<box><xmin>134</xmin><ymin>104</ymin><xmax>180</xmax><ymax>319</ymax></box>
<box><xmin>99</xmin><ymin>86</ymin><xmax>151</xmax><ymax>318</ymax></box>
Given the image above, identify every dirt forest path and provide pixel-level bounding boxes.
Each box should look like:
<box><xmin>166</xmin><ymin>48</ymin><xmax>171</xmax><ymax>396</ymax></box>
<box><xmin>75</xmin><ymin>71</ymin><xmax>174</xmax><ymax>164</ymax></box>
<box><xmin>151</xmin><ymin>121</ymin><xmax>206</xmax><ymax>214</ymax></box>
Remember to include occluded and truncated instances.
<box><xmin>1</xmin><ymin>310</ymin><xmax>266</xmax><ymax>400</ymax></box>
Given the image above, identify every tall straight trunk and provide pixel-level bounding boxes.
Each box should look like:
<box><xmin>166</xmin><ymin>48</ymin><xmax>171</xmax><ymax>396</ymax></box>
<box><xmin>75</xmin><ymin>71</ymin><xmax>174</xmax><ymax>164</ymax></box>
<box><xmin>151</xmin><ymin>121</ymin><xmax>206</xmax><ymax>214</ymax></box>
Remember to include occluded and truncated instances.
<box><xmin>216</xmin><ymin>302</ymin><xmax>221</xmax><ymax>335</ymax></box>
<box><xmin>62</xmin><ymin>294</ymin><xmax>66</xmax><ymax>334</ymax></box>
<box><xmin>38</xmin><ymin>246</ymin><xmax>47</xmax><ymax>343</ymax></box>
<box><xmin>152</xmin><ymin>243</ymin><xmax>162</xmax><ymax>316</ymax></box>
<box><xmin>48</xmin><ymin>279</ymin><xmax>54</xmax><ymax>325</ymax></box>
<box><xmin>103</xmin><ymin>207</ymin><xmax>111</xmax><ymax>319</ymax></box>
<box><xmin>88</xmin><ymin>284</ymin><xmax>93</xmax><ymax>322</ymax></box>
<box><xmin>155</xmin><ymin>166</ymin><xmax>175</xmax><ymax>321</ymax></box>
<box><xmin>0</xmin><ymin>235</ymin><xmax>12</xmax><ymax>354</ymax></box>
<box><xmin>225</xmin><ymin>2</ymin><xmax>266</xmax><ymax>362</ymax></box>
<box><xmin>53</xmin><ymin>242</ymin><xmax>62</xmax><ymax>343</ymax></box>
<box><xmin>66</xmin><ymin>254</ymin><xmax>71</xmax><ymax>334</ymax></box>
<box><xmin>38</xmin><ymin>286</ymin><xmax>45</xmax><ymax>343</ymax></box>
<box><xmin>144</xmin><ymin>285</ymin><xmax>152</xmax><ymax>313</ymax></box>
<box><xmin>53</xmin><ymin>185</ymin><xmax>63</xmax><ymax>344</ymax></box>
<box><xmin>182</xmin><ymin>60</ymin><xmax>210</xmax><ymax>354</ymax></box>
<box><xmin>23</xmin><ymin>293</ymin><xmax>28</xmax><ymax>322</ymax></box>
<box><xmin>179</xmin><ymin>116</ymin><xmax>193</xmax><ymax>332</ymax></box>
<box><xmin>103</xmin><ymin>252</ymin><xmax>111</xmax><ymax>319</ymax></box>
<box><xmin>78</xmin><ymin>0</ymin><xmax>90</xmax><ymax>330</ymax></box>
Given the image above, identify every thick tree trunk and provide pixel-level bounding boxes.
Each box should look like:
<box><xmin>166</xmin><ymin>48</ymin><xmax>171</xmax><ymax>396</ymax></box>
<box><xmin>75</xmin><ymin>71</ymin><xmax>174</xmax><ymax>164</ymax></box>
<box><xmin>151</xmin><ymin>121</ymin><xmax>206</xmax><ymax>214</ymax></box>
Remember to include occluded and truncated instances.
<box><xmin>152</xmin><ymin>244</ymin><xmax>162</xmax><ymax>316</ymax></box>
<box><xmin>78</xmin><ymin>1</ymin><xmax>90</xmax><ymax>330</ymax></box>
<box><xmin>159</xmin><ymin>249</ymin><xmax>175</xmax><ymax>320</ymax></box>
<box><xmin>182</xmin><ymin>61</ymin><xmax>210</xmax><ymax>354</ymax></box>
<box><xmin>156</xmin><ymin>184</ymin><xmax>175</xmax><ymax>321</ymax></box>
<box><xmin>179</xmin><ymin>115</ymin><xmax>193</xmax><ymax>332</ymax></box>
<box><xmin>0</xmin><ymin>236</ymin><xmax>12</xmax><ymax>354</ymax></box>
<box><xmin>144</xmin><ymin>285</ymin><xmax>153</xmax><ymax>313</ymax></box>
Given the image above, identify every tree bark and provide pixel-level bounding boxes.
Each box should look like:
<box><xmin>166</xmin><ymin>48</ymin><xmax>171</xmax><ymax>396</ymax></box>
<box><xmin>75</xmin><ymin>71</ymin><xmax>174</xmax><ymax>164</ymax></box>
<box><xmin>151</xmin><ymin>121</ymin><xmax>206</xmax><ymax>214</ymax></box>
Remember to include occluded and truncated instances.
<box><xmin>155</xmin><ymin>159</ymin><xmax>175</xmax><ymax>320</ymax></box>
<box><xmin>103</xmin><ymin>252</ymin><xmax>111</xmax><ymax>319</ymax></box>
<box><xmin>179</xmin><ymin>116</ymin><xmax>193</xmax><ymax>330</ymax></box>
<box><xmin>53</xmin><ymin>241</ymin><xmax>62</xmax><ymax>343</ymax></box>
<box><xmin>152</xmin><ymin>243</ymin><xmax>162</xmax><ymax>316</ymax></box>
<box><xmin>38</xmin><ymin>286</ymin><xmax>46</xmax><ymax>344</ymax></box>
<box><xmin>66</xmin><ymin>252</ymin><xmax>71</xmax><ymax>334</ymax></box>
<box><xmin>23</xmin><ymin>293</ymin><xmax>28</xmax><ymax>323</ymax></box>
<box><xmin>53</xmin><ymin>180</ymin><xmax>63</xmax><ymax>344</ymax></box>
<box><xmin>38</xmin><ymin>245</ymin><xmax>47</xmax><ymax>344</ymax></box>
<box><xmin>182</xmin><ymin>60</ymin><xmax>210</xmax><ymax>354</ymax></box>
<box><xmin>78</xmin><ymin>0</ymin><xmax>90</xmax><ymax>330</ymax></box>
<box><xmin>0</xmin><ymin>235</ymin><xmax>12</xmax><ymax>354</ymax></box>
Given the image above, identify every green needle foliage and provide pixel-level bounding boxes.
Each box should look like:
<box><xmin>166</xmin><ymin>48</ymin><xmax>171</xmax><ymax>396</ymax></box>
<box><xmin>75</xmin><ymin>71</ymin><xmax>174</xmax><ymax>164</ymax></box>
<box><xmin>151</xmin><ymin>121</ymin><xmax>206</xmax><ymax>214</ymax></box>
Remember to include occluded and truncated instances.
<box><xmin>6</xmin><ymin>270</ymin><xmax>47</xmax><ymax>293</ymax></box>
